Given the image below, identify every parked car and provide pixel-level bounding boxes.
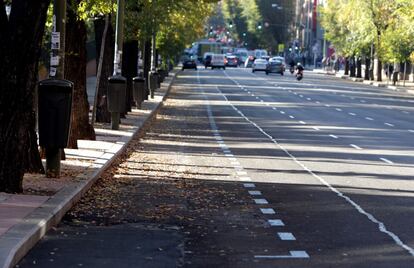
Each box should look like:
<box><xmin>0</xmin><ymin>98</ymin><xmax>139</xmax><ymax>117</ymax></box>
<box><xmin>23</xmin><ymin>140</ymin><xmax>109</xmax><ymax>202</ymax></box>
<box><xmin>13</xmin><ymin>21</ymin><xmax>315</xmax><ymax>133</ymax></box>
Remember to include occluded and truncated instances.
<box><xmin>211</xmin><ymin>54</ymin><xmax>226</xmax><ymax>70</ymax></box>
<box><xmin>182</xmin><ymin>58</ymin><xmax>197</xmax><ymax>70</ymax></box>
<box><xmin>225</xmin><ymin>55</ymin><xmax>238</xmax><ymax>67</ymax></box>
<box><xmin>252</xmin><ymin>59</ymin><xmax>269</xmax><ymax>73</ymax></box>
<box><xmin>244</xmin><ymin>55</ymin><xmax>255</xmax><ymax>68</ymax></box>
<box><xmin>267</xmin><ymin>57</ymin><xmax>286</xmax><ymax>75</ymax></box>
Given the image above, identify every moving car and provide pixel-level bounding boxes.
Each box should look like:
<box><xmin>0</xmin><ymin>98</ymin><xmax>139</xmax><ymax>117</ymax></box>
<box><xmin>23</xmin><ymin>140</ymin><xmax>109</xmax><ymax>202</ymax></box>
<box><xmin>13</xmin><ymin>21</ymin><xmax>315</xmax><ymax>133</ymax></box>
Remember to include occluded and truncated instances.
<box><xmin>267</xmin><ymin>56</ymin><xmax>286</xmax><ymax>75</ymax></box>
<box><xmin>211</xmin><ymin>54</ymin><xmax>226</xmax><ymax>70</ymax></box>
<box><xmin>182</xmin><ymin>58</ymin><xmax>197</xmax><ymax>70</ymax></box>
<box><xmin>225</xmin><ymin>55</ymin><xmax>238</xmax><ymax>67</ymax></box>
<box><xmin>252</xmin><ymin>59</ymin><xmax>269</xmax><ymax>73</ymax></box>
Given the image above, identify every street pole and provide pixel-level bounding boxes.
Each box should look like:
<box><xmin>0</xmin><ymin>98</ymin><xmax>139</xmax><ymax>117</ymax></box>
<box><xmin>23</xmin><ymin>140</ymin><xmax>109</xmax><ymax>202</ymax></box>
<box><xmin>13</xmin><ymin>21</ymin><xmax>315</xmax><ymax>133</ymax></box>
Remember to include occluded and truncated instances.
<box><xmin>45</xmin><ymin>0</ymin><xmax>67</xmax><ymax>178</ymax></box>
<box><xmin>113</xmin><ymin>0</ymin><xmax>125</xmax><ymax>76</ymax></box>
<box><xmin>109</xmin><ymin>0</ymin><xmax>126</xmax><ymax>130</ymax></box>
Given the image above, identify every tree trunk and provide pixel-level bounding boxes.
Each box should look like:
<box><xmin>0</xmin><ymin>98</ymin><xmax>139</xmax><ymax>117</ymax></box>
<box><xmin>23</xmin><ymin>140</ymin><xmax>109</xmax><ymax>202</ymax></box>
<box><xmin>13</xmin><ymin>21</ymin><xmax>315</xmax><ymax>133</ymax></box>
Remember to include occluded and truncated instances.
<box><xmin>364</xmin><ymin>57</ymin><xmax>370</xmax><ymax>80</ymax></box>
<box><xmin>356</xmin><ymin>57</ymin><xmax>362</xmax><ymax>78</ymax></box>
<box><xmin>122</xmin><ymin>40</ymin><xmax>139</xmax><ymax>111</ymax></box>
<box><xmin>0</xmin><ymin>0</ymin><xmax>49</xmax><ymax>193</ymax></box>
<box><xmin>94</xmin><ymin>15</ymin><xmax>114</xmax><ymax>123</ymax></box>
<box><xmin>344</xmin><ymin>57</ymin><xmax>349</xmax><ymax>75</ymax></box>
<box><xmin>65</xmin><ymin>0</ymin><xmax>95</xmax><ymax>149</ymax></box>
<box><xmin>350</xmin><ymin>56</ymin><xmax>356</xmax><ymax>77</ymax></box>
<box><xmin>376</xmin><ymin>59</ymin><xmax>382</xmax><ymax>82</ymax></box>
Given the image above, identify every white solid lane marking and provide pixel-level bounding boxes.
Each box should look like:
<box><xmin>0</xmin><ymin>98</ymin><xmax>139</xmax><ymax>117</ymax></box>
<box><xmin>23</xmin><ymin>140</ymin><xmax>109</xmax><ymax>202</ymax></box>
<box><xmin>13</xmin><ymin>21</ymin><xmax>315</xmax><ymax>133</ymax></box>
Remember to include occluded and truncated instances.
<box><xmin>385</xmin><ymin>123</ymin><xmax>394</xmax><ymax>127</ymax></box>
<box><xmin>254</xmin><ymin>251</ymin><xmax>310</xmax><ymax>259</ymax></box>
<box><xmin>350</xmin><ymin>144</ymin><xmax>363</xmax><ymax>150</ymax></box>
<box><xmin>329</xmin><ymin>135</ymin><xmax>338</xmax><ymax>139</ymax></box>
<box><xmin>278</xmin><ymin>232</ymin><xmax>296</xmax><ymax>240</ymax></box>
<box><xmin>260</xmin><ymin>208</ymin><xmax>275</xmax><ymax>214</ymax></box>
<box><xmin>268</xmin><ymin>219</ymin><xmax>285</xmax><ymax>226</ymax></box>
<box><xmin>349</xmin><ymin>112</ymin><xmax>356</xmax><ymax>116</ymax></box>
<box><xmin>254</xmin><ymin>199</ymin><xmax>269</xmax><ymax>205</ymax></box>
<box><xmin>243</xmin><ymin>183</ymin><xmax>255</xmax><ymax>188</ymax></box>
<box><xmin>365</xmin><ymin>117</ymin><xmax>374</xmax><ymax>121</ymax></box>
<box><xmin>219</xmin><ymin>75</ymin><xmax>414</xmax><ymax>257</ymax></box>
<box><xmin>380</xmin><ymin>158</ymin><xmax>394</xmax><ymax>164</ymax></box>
<box><xmin>248</xmin><ymin>191</ymin><xmax>262</xmax><ymax>196</ymax></box>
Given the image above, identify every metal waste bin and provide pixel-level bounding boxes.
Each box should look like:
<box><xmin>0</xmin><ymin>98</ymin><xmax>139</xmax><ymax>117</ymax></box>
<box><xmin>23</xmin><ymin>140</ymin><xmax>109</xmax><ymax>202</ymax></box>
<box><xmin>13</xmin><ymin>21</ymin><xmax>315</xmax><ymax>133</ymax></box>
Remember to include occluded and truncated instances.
<box><xmin>132</xmin><ymin>76</ymin><xmax>145</xmax><ymax>108</ymax></box>
<box><xmin>38</xmin><ymin>79</ymin><xmax>73</xmax><ymax>148</ymax></box>
<box><xmin>149</xmin><ymin>71</ymin><xmax>159</xmax><ymax>98</ymax></box>
<box><xmin>107</xmin><ymin>75</ymin><xmax>127</xmax><ymax>113</ymax></box>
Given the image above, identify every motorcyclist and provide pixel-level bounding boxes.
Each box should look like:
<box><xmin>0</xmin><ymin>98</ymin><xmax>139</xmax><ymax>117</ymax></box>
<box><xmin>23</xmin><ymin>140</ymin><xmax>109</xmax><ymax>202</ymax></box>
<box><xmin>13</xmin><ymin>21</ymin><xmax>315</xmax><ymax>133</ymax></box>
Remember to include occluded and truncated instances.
<box><xmin>296</xmin><ymin>62</ymin><xmax>304</xmax><ymax>73</ymax></box>
<box><xmin>289</xmin><ymin>59</ymin><xmax>295</xmax><ymax>73</ymax></box>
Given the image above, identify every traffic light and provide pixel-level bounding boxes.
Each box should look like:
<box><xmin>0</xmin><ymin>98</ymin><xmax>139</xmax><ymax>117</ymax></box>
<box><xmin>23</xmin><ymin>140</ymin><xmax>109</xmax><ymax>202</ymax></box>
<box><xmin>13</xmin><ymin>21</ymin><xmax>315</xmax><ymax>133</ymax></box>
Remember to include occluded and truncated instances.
<box><xmin>228</xmin><ymin>20</ymin><xmax>233</xmax><ymax>28</ymax></box>
<box><xmin>257</xmin><ymin>22</ymin><xmax>262</xmax><ymax>30</ymax></box>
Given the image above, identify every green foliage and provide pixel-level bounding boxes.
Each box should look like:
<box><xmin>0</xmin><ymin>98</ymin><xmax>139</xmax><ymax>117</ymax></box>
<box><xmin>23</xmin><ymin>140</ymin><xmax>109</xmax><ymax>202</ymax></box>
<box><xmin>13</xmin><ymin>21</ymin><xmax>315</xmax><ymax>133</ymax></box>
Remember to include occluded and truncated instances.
<box><xmin>320</xmin><ymin>0</ymin><xmax>414</xmax><ymax>62</ymax></box>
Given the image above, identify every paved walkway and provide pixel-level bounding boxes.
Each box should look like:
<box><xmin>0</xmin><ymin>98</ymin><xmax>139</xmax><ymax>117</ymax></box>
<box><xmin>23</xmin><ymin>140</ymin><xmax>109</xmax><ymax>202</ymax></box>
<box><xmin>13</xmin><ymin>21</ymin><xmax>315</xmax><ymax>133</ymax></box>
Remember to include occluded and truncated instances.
<box><xmin>312</xmin><ymin>68</ymin><xmax>414</xmax><ymax>93</ymax></box>
<box><xmin>0</xmin><ymin>70</ymin><xmax>178</xmax><ymax>268</ymax></box>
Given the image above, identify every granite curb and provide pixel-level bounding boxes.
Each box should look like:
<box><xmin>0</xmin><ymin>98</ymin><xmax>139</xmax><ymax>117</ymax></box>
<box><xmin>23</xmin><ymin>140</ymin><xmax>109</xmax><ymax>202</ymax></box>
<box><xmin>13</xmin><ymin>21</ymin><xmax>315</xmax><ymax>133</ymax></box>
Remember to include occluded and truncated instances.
<box><xmin>0</xmin><ymin>69</ymin><xmax>180</xmax><ymax>268</ymax></box>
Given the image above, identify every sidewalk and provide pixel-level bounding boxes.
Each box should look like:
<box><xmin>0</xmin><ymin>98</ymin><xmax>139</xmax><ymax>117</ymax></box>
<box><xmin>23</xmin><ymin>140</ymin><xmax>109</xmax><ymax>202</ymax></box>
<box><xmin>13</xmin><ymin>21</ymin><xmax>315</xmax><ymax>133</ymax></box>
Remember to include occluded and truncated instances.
<box><xmin>0</xmin><ymin>69</ymin><xmax>179</xmax><ymax>268</ymax></box>
<box><xmin>311</xmin><ymin>68</ymin><xmax>414</xmax><ymax>94</ymax></box>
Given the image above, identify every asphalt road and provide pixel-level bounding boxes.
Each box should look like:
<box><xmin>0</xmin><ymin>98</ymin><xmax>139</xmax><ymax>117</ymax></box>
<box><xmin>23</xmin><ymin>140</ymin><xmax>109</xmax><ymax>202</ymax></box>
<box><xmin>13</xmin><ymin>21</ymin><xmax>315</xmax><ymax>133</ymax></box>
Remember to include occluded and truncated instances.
<box><xmin>17</xmin><ymin>67</ymin><xmax>414</xmax><ymax>267</ymax></box>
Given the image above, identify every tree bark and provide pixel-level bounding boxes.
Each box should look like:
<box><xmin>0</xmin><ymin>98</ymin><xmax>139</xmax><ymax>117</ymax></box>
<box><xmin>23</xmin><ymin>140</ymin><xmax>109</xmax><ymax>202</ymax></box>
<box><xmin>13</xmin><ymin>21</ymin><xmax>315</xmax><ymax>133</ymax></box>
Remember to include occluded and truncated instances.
<box><xmin>94</xmin><ymin>15</ymin><xmax>114</xmax><ymax>123</ymax></box>
<box><xmin>364</xmin><ymin>57</ymin><xmax>370</xmax><ymax>80</ymax></box>
<box><xmin>376</xmin><ymin>59</ymin><xmax>382</xmax><ymax>82</ymax></box>
<box><xmin>356</xmin><ymin>57</ymin><xmax>362</xmax><ymax>78</ymax></box>
<box><xmin>344</xmin><ymin>57</ymin><xmax>349</xmax><ymax>75</ymax></box>
<box><xmin>350</xmin><ymin>56</ymin><xmax>356</xmax><ymax>77</ymax></box>
<box><xmin>65</xmin><ymin>0</ymin><xmax>95</xmax><ymax>149</ymax></box>
<box><xmin>122</xmin><ymin>40</ymin><xmax>139</xmax><ymax>111</ymax></box>
<box><xmin>0</xmin><ymin>0</ymin><xmax>49</xmax><ymax>193</ymax></box>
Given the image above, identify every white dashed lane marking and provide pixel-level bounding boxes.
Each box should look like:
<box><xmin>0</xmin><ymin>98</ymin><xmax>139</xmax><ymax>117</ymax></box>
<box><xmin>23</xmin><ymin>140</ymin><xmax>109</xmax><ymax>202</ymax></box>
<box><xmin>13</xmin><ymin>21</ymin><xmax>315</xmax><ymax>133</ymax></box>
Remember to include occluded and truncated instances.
<box><xmin>349</xmin><ymin>112</ymin><xmax>356</xmax><ymax>116</ymax></box>
<box><xmin>350</xmin><ymin>144</ymin><xmax>363</xmax><ymax>150</ymax></box>
<box><xmin>299</xmin><ymin>121</ymin><xmax>306</xmax><ymax>125</ymax></box>
<box><xmin>243</xmin><ymin>183</ymin><xmax>255</xmax><ymax>188</ymax></box>
<box><xmin>268</xmin><ymin>219</ymin><xmax>285</xmax><ymax>226</ymax></box>
<box><xmin>254</xmin><ymin>199</ymin><xmax>269</xmax><ymax>205</ymax></box>
<box><xmin>365</xmin><ymin>117</ymin><xmax>374</xmax><ymax>121</ymax></box>
<box><xmin>278</xmin><ymin>232</ymin><xmax>296</xmax><ymax>241</ymax></box>
<box><xmin>380</xmin><ymin>158</ymin><xmax>394</xmax><ymax>164</ymax></box>
<box><xmin>260</xmin><ymin>208</ymin><xmax>276</xmax><ymax>214</ymax></box>
<box><xmin>254</xmin><ymin>251</ymin><xmax>310</xmax><ymax>259</ymax></box>
<box><xmin>329</xmin><ymin>135</ymin><xmax>338</xmax><ymax>139</ymax></box>
<box><xmin>248</xmin><ymin>190</ymin><xmax>262</xmax><ymax>196</ymax></box>
<box><xmin>335</xmin><ymin>108</ymin><xmax>342</xmax><ymax>112</ymax></box>
<box><xmin>385</xmin><ymin>123</ymin><xmax>394</xmax><ymax>127</ymax></box>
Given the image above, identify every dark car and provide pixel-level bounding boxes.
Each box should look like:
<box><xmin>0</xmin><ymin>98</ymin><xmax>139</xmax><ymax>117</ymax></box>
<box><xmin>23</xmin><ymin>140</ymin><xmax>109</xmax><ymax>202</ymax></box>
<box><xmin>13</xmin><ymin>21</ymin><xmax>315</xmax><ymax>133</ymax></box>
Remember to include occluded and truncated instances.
<box><xmin>268</xmin><ymin>57</ymin><xmax>285</xmax><ymax>75</ymax></box>
<box><xmin>225</xmin><ymin>55</ymin><xmax>238</xmax><ymax>67</ymax></box>
<box><xmin>182</xmin><ymin>58</ymin><xmax>197</xmax><ymax>70</ymax></box>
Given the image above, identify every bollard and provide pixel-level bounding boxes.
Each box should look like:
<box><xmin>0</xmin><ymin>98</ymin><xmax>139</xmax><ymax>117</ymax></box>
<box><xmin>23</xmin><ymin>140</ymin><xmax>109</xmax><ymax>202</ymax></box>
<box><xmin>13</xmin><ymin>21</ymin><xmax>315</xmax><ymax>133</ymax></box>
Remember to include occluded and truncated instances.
<box><xmin>38</xmin><ymin>79</ymin><xmax>73</xmax><ymax>178</ymax></box>
<box><xmin>107</xmin><ymin>75</ymin><xmax>127</xmax><ymax>130</ymax></box>
<box><xmin>132</xmin><ymin>76</ymin><xmax>145</xmax><ymax>109</ymax></box>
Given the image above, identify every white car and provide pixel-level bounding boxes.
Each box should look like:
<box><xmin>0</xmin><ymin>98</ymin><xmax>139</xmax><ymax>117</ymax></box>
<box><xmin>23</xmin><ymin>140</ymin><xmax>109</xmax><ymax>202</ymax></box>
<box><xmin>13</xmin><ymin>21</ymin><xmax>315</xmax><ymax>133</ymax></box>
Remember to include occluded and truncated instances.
<box><xmin>211</xmin><ymin>54</ymin><xmax>226</xmax><ymax>70</ymax></box>
<box><xmin>252</xmin><ymin>59</ymin><xmax>269</xmax><ymax>73</ymax></box>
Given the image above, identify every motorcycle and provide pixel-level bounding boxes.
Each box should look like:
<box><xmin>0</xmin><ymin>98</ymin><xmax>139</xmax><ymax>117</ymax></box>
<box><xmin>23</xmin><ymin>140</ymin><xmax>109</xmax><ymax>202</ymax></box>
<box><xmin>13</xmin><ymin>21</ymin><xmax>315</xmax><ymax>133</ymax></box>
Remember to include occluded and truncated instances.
<box><xmin>296</xmin><ymin>70</ymin><xmax>303</xmax><ymax>81</ymax></box>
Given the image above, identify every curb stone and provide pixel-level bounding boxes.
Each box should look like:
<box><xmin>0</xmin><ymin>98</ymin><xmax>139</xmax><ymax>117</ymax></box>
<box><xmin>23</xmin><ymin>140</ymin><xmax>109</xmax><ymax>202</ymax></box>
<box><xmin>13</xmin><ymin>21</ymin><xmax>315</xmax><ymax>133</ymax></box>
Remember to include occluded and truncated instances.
<box><xmin>1</xmin><ymin>69</ymin><xmax>180</xmax><ymax>268</ymax></box>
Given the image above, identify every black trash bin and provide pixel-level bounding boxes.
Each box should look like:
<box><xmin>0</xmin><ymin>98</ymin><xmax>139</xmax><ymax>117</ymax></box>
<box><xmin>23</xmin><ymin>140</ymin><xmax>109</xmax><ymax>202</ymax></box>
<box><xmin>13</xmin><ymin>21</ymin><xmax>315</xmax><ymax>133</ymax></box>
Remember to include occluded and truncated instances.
<box><xmin>132</xmin><ymin>76</ymin><xmax>145</xmax><ymax>108</ymax></box>
<box><xmin>38</xmin><ymin>79</ymin><xmax>73</xmax><ymax>148</ymax></box>
<box><xmin>107</xmin><ymin>75</ymin><xmax>127</xmax><ymax>113</ymax></box>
